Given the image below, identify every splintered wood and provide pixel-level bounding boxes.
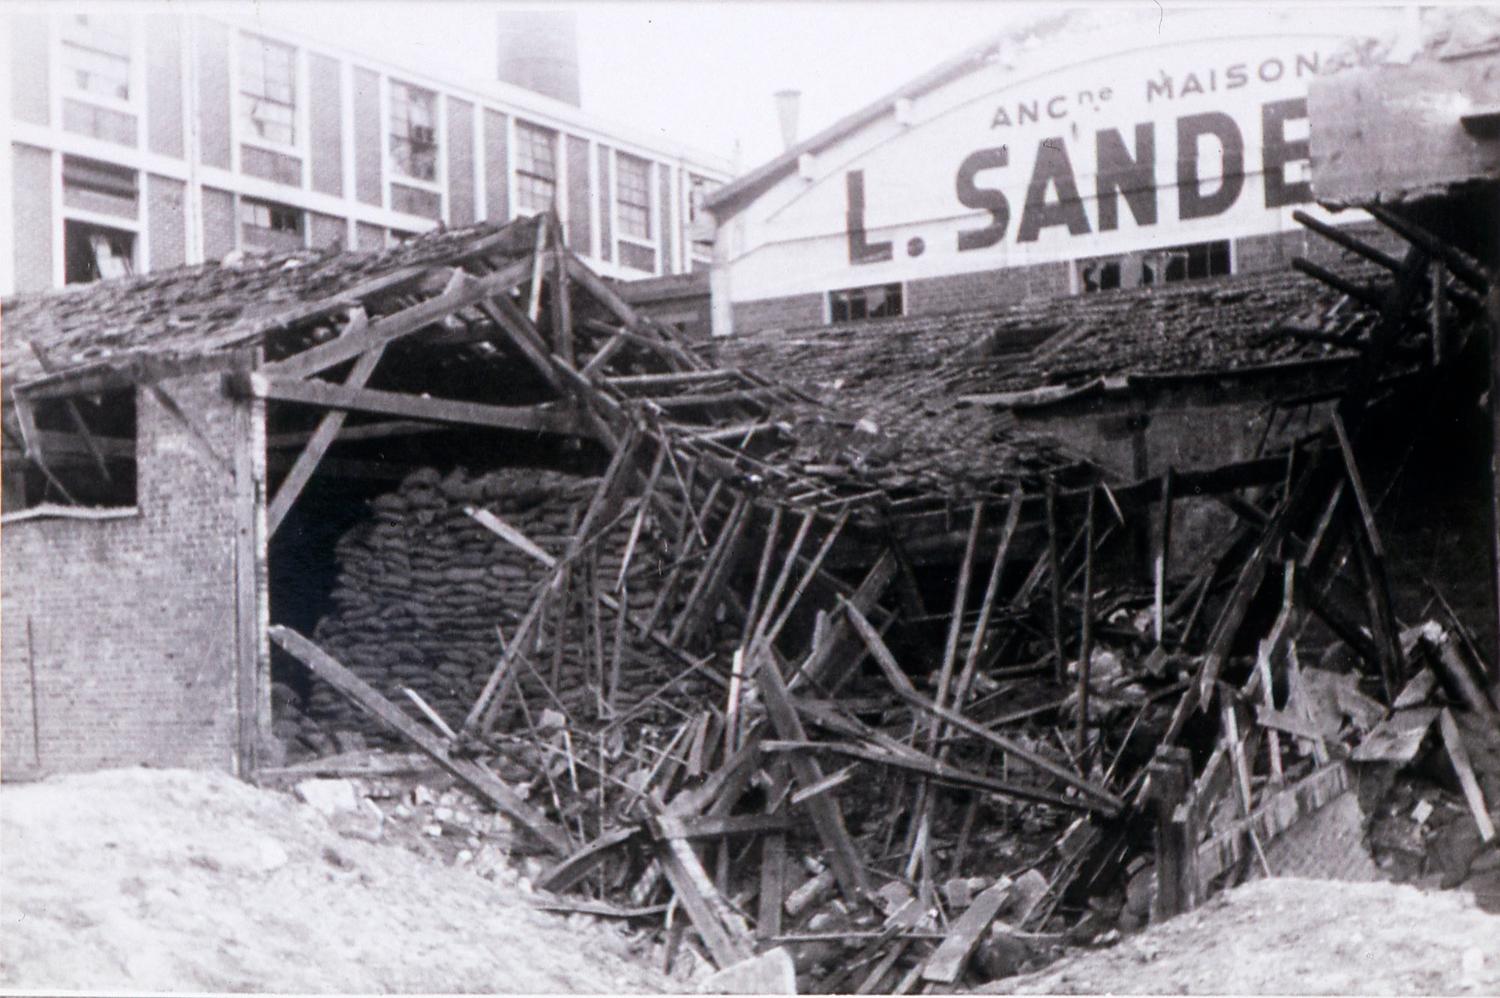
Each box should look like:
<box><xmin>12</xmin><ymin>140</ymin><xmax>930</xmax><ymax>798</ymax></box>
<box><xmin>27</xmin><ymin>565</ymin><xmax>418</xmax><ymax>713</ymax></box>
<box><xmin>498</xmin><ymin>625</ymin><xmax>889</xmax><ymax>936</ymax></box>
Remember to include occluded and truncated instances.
<box><xmin>256</xmin><ymin>209</ymin><xmax>1500</xmax><ymax>992</ymax></box>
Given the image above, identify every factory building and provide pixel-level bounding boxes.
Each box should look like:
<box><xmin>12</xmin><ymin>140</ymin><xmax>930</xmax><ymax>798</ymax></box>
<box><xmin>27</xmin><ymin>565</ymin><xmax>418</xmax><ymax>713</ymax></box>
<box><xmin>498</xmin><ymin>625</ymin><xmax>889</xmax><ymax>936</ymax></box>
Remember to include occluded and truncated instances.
<box><xmin>1</xmin><ymin>9</ymin><xmax>730</xmax><ymax>296</ymax></box>
<box><xmin>702</xmin><ymin>6</ymin><xmax>1418</xmax><ymax>337</ymax></box>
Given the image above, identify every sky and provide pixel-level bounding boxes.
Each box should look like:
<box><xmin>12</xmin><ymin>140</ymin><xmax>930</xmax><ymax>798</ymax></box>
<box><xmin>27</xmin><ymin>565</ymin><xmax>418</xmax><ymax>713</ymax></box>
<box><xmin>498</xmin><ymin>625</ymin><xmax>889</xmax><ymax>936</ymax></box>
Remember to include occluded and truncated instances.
<box><xmin>206</xmin><ymin>0</ymin><xmax>1058</xmax><ymax>170</ymax></box>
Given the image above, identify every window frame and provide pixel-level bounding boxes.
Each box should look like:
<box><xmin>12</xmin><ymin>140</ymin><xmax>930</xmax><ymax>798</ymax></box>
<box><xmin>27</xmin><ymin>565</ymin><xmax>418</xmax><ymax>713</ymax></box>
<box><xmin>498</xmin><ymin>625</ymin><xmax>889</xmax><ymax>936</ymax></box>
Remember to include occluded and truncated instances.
<box><xmin>237</xmin><ymin>31</ymin><xmax>301</xmax><ymax>152</ymax></box>
<box><xmin>1</xmin><ymin>386</ymin><xmax>141</xmax><ymax>522</ymax></box>
<box><xmin>387</xmin><ymin>78</ymin><xmax>443</xmax><ymax>189</ymax></box>
<box><xmin>237</xmin><ymin>195</ymin><xmax>308</xmax><ymax>251</ymax></box>
<box><xmin>826</xmin><ymin>282</ymin><xmax>905</xmax><ymax>324</ymax></box>
<box><xmin>56</xmin><ymin>12</ymin><xmax>141</xmax><ymax>114</ymax></box>
<box><xmin>513</xmin><ymin>119</ymin><xmax>560</xmax><ymax>217</ymax></box>
<box><xmin>614</xmin><ymin>152</ymin><xmax>653</xmax><ymax>243</ymax></box>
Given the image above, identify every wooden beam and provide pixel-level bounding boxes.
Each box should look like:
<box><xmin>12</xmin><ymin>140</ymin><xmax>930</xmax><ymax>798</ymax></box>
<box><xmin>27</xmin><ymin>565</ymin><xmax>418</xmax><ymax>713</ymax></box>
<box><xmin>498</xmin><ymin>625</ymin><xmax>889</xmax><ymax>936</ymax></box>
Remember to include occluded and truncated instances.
<box><xmin>843</xmin><ymin>601</ymin><xmax>1123</xmax><ymax>813</ymax></box>
<box><xmin>231</xmin><ymin>369</ymin><xmax>267</xmax><ymax>778</ymax></box>
<box><xmin>650</xmin><ymin>816</ymin><xmax>755</xmax><ymax>969</ymax></box>
<box><xmin>28</xmin><ymin>341</ymin><xmax>112</xmax><ymax>484</ymax></box>
<box><xmin>474</xmin><ymin>297</ymin><xmax>566</xmax><ymax>393</ymax></box>
<box><xmin>920</xmin><ymin>878</ymin><xmax>1013</xmax><ymax>984</ymax></box>
<box><xmin>262</xmin><ymin>257</ymin><xmax>531</xmax><ymax>379</ymax></box>
<box><xmin>269</xmin><ymin>625</ymin><xmax>571</xmax><ymax>854</ymax></box>
<box><xmin>266</xmin><ymin>336</ymin><xmax>385</xmax><ymax>537</ymax></box>
<box><xmin>250</xmin><ymin>374</ymin><xmax>584</xmax><ymax>436</ymax></box>
<box><xmin>933</xmin><ymin>504</ymin><xmax>984</xmax><ymax>742</ymax></box>
<box><xmin>753</xmin><ymin>640</ymin><xmax>871</xmax><ymax>903</ymax></box>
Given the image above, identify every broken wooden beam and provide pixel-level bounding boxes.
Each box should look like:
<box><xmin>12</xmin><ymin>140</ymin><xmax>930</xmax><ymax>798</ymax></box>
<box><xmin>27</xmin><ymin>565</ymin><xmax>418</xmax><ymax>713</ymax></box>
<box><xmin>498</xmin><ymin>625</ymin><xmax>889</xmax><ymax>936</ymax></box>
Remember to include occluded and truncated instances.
<box><xmin>268</xmin><ymin>625</ymin><xmax>571</xmax><ymax>855</ymax></box>
<box><xmin>920</xmin><ymin>877</ymin><xmax>1013</xmax><ymax>985</ymax></box>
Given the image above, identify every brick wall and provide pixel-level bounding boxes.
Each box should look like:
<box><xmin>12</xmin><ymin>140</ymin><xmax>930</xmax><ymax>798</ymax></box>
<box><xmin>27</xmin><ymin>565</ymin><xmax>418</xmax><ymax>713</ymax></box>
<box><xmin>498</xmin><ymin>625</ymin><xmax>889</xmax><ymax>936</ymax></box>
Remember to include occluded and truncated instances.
<box><xmin>308</xmin><ymin>211</ymin><xmax>346</xmax><ymax>249</ymax></box>
<box><xmin>9</xmin><ymin>13</ymin><xmax>50</xmax><ymax>126</ymax></box>
<box><xmin>308</xmin><ymin>52</ymin><xmax>344</xmax><ymax>197</ymax></box>
<box><xmin>353</xmin><ymin>67</ymin><xmax>382</xmax><ymax>207</ymax></box>
<box><xmin>0</xmin><ymin>372</ymin><xmax>256</xmax><ymax>780</ymax></box>
<box><xmin>566</xmin><ymin>135</ymin><xmax>590</xmax><ymax>252</ymax></box>
<box><xmin>201</xmin><ymin>186</ymin><xmax>236</xmax><ymax>261</ymax></box>
<box><xmin>147</xmin><ymin>174</ymin><xmax>187</xmax><ymax>269</ymax></box>
<box><xmin>905</xmin><ymin>261</ymin><xmax>1072</xmax><ymax>316</ymax></box>
<box><xmin>446</xmin><ymin>98</ymin><xmax>475</xmax><ymax>226</ymax></box>
<box><xmin>731</xmin><ymin>293</ymin><xmax>824</xmax><ymax>334</ymax></box>
<box><xmin>484</xmin><ymin>109</ymin><xmax>508</xmax><ymax>222</ymax></box>
<box><xmin>145</xmin><ymin>13</ymin><xmax>184</xmax><ymax>158</ymax></box>
<box><xmin>356</xmin><ymin>222</ymin><xmax>385</xmax><ymax>250</ymax></box>
<box><xmin>11</xmin><ymin>143</ymin><xmax>52</xmax><ymax>292</ymax></box>
<box><xmin>196</xmin><ymin>18</ymin><xmax>231</xmax><ymax>170</ymax></box>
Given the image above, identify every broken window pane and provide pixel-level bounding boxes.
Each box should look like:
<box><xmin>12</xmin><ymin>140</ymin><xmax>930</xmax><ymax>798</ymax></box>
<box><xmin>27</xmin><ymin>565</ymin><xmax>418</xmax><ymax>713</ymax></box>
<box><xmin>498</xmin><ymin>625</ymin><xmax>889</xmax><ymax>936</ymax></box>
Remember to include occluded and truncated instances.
<box><xmin>390</xmin><ymin>81</ymin><xmax>439</xmax><ymax>182</ymax></box>
<box><xmin>240</xmin><ymin>33</ymin><xmax>297</xmax><ymax>145</ymax></box>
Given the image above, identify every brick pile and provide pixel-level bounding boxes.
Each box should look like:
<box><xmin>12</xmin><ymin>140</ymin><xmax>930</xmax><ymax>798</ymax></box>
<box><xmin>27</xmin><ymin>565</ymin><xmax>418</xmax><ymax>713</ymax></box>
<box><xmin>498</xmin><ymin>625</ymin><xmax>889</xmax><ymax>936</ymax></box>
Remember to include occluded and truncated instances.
<box><xmin>292</xmin><ymin>466</ymin><xmax>708</xmax><ymax>747</ymax></box>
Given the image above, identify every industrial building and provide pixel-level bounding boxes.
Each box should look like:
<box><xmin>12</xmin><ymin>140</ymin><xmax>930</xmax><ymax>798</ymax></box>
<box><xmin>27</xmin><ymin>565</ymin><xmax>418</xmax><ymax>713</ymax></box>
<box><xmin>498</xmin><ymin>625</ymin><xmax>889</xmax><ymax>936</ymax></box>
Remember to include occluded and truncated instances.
<box><xmin>1</xmin><ymin>8</ymin><xmax>730</xmax><ymax>296</ymax></box>
<box><xmin>702</xmin><ymin>6</ymin><xmax>1418</xmax><ymax>337</ymax></box>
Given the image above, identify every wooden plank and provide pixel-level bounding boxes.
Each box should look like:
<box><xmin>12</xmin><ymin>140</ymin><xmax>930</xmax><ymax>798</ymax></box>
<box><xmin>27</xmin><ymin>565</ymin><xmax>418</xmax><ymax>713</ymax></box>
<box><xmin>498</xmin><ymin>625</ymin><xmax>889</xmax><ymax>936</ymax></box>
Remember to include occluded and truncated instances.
<box><xmin>1155</xmin><ymin>467</ymin><xmax>1175</xmax><ymax>645</ymax></box>
<box><xmin>266</xmin><ymin>335</ymin><xmax>384</xmax><ymax>536</ymax></box>
<box><xmin>758</xmin><ymin>832</ymin><xmax>786</xmax><ymax>941</ymax></box>
<box><xmin>1439</xmin><ymin>707</ymin><xmax>1496</xmax><ymax>842</ymax></box>
<box><xmin>538</xmin><ymin>826</ymin><xmax>642</xmax><ymax>894</ymax></box>
<box><xmin>933</xmin><ymin>504</ymin><xmax>984</xmax><ymax>737</ymax></box>
<box><xmin>251</xmin><ymin>375</ymin><xmax>583</xmax><ymax>436</ymax></box>
<box><xmin>750</xmin><ymin>510</ymin><xmax>815</xmax><ymax>645</ymax></box>
<box><xmin>920</xmin><ymin>878</ymin><xmax>1013</xmax><ymax>984</ymax></box>
<box><xmin>1076</xmin><ymin>487</ymin><xmax>1097</xmax><ymax>757</ymax></box>
<box><xmin>232</xmin><ymin>380</ymin><xmax>266</xmax><ymax>777</ymax></box>
<box><xmin>264</xmin><ymin>257</ymin><xmax>531</xmax><ymax>378</ymax></box>
<box><xmin>844</xmin><ymin>602</ymin><xmax>1123</xmax><ymax>812</ymax></box>
<box><xmin>466</xmin><ymin>507</ymin><xmax>557</xmax><ymax>567</ymax></box>
<box><xmin>953</xmin><ymin>496</ymin><xmax>1021</xmax><ymax>710</ymax></box>
<box><xmin>474</xmin><ymin>297</ymin><xmax>565</xmax><ymax>393</ymax></box>
<box><xmin>656</xmin><ymin>813</ymin><xmax>793</xmax><ymax>841</ymax></box>
<box><xmin>548</xmin><ymin>215</ymin><xmax>574</xmax><ymax>366</ymax></box>
<box><xmin>763</xmin><ymin>509</ymin><xmax>849</xmax><ymax>645</ymax></box>
<box><xmin>753</xmin><ymin>641</ymin><xmax>871</xmax><ymax>902</ymax></box>
<box><xmin>269</xmin><ymin>625</ymin><xmax>570</xmax><ymax>854</ymax></box>
<box><xmin>1046</xmin><ymin>480</ymin><xmax>1067</xmax><ymax>683</ymax></box>
<box><xmin>651</xmin><ymin>819</ymin><xmax>755</xmax><ymax>969</ymax></box>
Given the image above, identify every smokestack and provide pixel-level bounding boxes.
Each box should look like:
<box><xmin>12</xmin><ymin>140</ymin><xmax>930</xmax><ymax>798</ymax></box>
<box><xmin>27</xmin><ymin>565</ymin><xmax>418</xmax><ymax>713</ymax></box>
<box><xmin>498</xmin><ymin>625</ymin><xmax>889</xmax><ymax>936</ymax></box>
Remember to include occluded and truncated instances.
<box><xmin>497</xmin><ymin>10</ymin><xmax>582</xmax><ymax>107</ymax></box>
<box><xmin>774</xmin><ymin>89</ymin><xmax>801</xmax><ymax>152</ymax></box>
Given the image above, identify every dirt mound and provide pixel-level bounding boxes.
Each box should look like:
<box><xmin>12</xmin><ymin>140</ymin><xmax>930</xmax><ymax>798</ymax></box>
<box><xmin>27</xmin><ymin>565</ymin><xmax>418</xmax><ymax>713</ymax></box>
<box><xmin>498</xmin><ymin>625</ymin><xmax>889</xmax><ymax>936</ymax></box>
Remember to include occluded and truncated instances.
<box><xmin>0</xmin><ymin>767</ymin><xmax>677</xmax><ymax>993</ymax></box>
<box><xmin>984</xmin><ymin>877</ymin><xmax>1500</xmax><ymax>995</ymax></box>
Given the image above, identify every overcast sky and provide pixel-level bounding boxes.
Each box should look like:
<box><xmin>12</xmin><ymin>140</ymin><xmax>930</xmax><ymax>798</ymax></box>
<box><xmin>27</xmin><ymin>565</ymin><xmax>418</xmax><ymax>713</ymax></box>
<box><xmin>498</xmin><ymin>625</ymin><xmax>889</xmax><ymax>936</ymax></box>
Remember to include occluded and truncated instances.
<box><xmin>211</xmin><ymin>0</ymin><xmax>1057</xmax><ymax>170</ymax></box>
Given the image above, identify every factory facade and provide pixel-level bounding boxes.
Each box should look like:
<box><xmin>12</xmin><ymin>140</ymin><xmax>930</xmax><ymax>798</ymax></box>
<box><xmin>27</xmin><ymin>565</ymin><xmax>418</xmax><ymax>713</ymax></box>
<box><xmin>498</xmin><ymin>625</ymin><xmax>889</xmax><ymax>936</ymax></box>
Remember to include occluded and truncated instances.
<box><xmin>1</xmin><ymin>9</ymin><xmax>730</xmax><ymax>297</ymax></box>
<box><xmin>703</xmin><ymin>7</ymin><xmax>1417</xmax><ymax>337</ymax></box>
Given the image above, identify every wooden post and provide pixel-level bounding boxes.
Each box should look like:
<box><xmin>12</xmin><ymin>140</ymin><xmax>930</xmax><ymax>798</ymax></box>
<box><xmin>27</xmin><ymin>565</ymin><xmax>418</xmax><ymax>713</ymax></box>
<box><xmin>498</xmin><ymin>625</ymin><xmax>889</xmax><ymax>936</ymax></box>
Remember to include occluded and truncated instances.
<box><xmin>232</xmin><ymin>352</ymin><xmax>269</xmax><ymax>777</ymax></box>
<box><xmin>1155</xmin><ymin>467</ymin><xmax>1175</xmax><ymax>646</ymax></box>
<box><xmin>1076</xmin><ymin>487</ymin><xmax>1097</xmax><ymax>759</ymax></box>
<box><xmin>1147</xmin><ymin>745</ymin><xmax>1197</xmax><ymax>922</ymax></box>
<box><xmin>1046</xmin><ymin>479</ymin><xmax>1067</xmax><ymax>685</ymax></box>
<box><xmin>1489</xmin><ymin>286</ymin><xmax>1500</xmax><ymax>692</ymax></box>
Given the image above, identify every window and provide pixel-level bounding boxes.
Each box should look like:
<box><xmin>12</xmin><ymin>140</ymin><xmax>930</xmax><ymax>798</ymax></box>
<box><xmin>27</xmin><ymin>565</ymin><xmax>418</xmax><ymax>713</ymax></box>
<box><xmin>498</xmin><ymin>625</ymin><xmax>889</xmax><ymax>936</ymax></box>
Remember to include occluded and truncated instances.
<box><xmin>1078</xmin><ymin>258</ymin><xmax>1122</xmax><ymax>293</ymax></box>
<box><xmin>616</xmin><ymin>154</ymin><xmax>652</xmax><ymax>241</ymax></box>
<box><xmin>240</xmin><ymin>34</ymin><xmax>297</xmax><ymax>146</ymax></box>
<box><xmin>2</xmin><ymin>388</ymin><xmax>138</xmax><ymax>517</ymax></box>
<box><xmin>64</xmin><ymin>220</ymin><xmax>134</xmax><ymax>284</ymax></box>
<box><xmin>62</xmin><ymin>155</ymin><xmax>138</xmax><ymax>218</ymax></box>
<box><xmin>829</xmin><ymin>283</ymin><xmax>903</xmax><ymax>323</ymax></box>
<box><xmin>59</xmin><ymin>14</ymin><xmax>132</xmax><ymax>102</ymax></box>
<box><xmin>390</xmin><ymin>81</ymin><xmax>438</xmax><ymax>182</ymax></box>
<box><xmin>240</xmin><ymin>197</ymin><xmax>304</xmax><ymax>252</ymax></box>
<box><xmin>1142</xmin><ymin>240</ymin><xmax>1232</xmax><ymax>285</ymax></box>
<box><xmin>688</xmin><ymin>174</ymin><xmax>717</xmax><ymax>263</ymax></box>
<box><xmin>515</xmin><ymin>121</ymin><xmax>557</xmax><ymax>214</ymax></box>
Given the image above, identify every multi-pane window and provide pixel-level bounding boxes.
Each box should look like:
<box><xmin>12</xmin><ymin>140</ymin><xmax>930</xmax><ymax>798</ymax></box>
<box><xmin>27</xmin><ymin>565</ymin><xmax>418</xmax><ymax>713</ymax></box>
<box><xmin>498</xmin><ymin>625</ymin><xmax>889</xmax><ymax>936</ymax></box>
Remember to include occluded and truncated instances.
<box><xmin>829</xmin><ymin>283</ymin><xmax>903</xmax><ymax>323</ymax></box>
<box><xmin>616</xmin><ymin>154</ymin><xmax>652</xmax><ymax>241</ymax></box>
<box><xmin>1143</xmin><ymin>240</ymin><xmax>1231</xmax><ymax>285</ymax></box>
<box><xmin>59</xmin><ymin>14</ymin><xmax>132</xmax><ymax>102</ymax></box>
<box><xmin>240</xmin><ymin>197</ymin><xmax>304</xmax><ymax>252</ymax></box>
<box><xmin>240</xmin><ymin>34</ymin><xmax>297</xmax><ymax>146</ymax></box>
<box><xmin>390</xmin><ymin>81</ymin><xmax>438</xmax><ymax>182</ymax></box>
<box><xmin>515</xmin><ymin>121</ymin><xmax>558</xmax><ymax>214</ymax></box>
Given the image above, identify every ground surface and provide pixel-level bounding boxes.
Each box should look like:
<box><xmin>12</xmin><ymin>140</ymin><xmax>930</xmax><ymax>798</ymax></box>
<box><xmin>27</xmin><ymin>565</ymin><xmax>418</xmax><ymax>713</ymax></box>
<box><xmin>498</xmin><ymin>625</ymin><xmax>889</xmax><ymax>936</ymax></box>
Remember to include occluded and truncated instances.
<box><xmin>984</xmin><ymin>877</ymin><xmax>1500</xmax><ymax>995</ymax></box>
<box><xmin>0</xmin><ymin>767</ymin><xmax>677</xmax><ymax>993</ymax></box>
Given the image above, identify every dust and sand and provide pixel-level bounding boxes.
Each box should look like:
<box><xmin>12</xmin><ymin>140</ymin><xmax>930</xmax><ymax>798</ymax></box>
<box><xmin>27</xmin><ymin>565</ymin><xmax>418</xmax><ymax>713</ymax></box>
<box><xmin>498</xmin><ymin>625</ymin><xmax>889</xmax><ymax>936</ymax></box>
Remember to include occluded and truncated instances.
<box><xmin>1</xmin><ymin>767</ymin><xmax>680</xmax><ymax>993</ymax></box>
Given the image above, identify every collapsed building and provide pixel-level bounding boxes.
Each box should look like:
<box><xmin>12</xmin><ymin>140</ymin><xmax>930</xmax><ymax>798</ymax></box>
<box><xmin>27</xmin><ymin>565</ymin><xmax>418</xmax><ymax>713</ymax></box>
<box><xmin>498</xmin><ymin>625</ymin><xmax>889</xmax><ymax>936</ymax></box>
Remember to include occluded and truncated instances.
<box><xmin>3</xmin><ymin>6</ymin><xmax>1500</xmax><ymax>994</ymax></box>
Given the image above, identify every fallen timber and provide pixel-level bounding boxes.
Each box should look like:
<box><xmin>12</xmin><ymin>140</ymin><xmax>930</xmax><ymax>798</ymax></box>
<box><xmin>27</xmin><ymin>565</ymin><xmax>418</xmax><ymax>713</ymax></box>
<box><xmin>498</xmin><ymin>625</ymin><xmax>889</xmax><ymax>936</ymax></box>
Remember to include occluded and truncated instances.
<box><xmin>148</xmin><ymin>207</ymin><xmax>1500</xmax><ymax>990</ymax></box>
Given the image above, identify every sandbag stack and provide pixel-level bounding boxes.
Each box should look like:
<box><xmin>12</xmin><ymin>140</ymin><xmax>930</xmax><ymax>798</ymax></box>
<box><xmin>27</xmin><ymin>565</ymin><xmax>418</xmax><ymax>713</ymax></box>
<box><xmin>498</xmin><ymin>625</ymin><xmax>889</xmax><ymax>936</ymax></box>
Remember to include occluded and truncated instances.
<box><xmin>295</xmin><ymin>466</ymin><xmax>712</xmax><ymax>746</ymax></box>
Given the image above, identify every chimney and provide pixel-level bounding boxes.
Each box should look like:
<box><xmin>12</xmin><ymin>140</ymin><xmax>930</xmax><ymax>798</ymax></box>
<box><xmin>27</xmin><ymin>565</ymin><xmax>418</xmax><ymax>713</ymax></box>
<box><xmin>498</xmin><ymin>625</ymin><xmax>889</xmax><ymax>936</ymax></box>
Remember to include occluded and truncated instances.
<box><xmin>774</xmin><ymin>89</ymin><xmax>802</xmax><ymax>152</ymax></box>
<box><xmin>497</xmin><ymin>10</ymin><xmax>582</xmax><ymax>107</ymax></box>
